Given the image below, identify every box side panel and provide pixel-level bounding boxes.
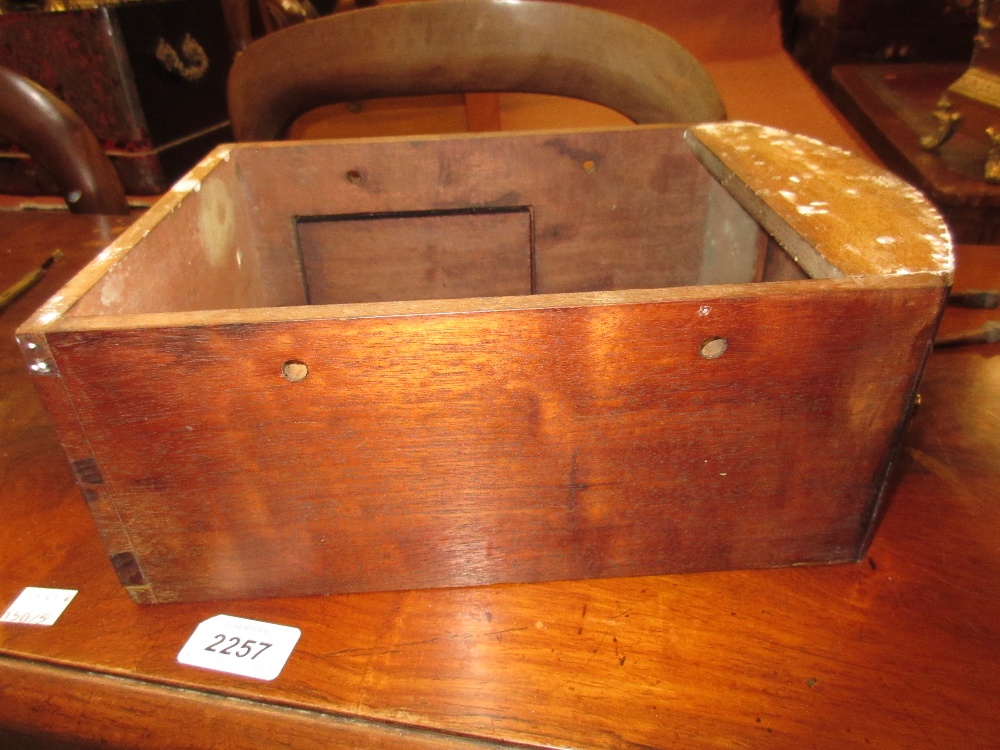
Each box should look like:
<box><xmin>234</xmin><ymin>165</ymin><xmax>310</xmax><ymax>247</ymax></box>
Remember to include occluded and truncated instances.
<box><xmin>14</xmin><ymin>332</ymin><xmax>151</xmax><ymax>603</ymax></box>
<box><xmin>762</xmin><ymin>239</ymin><xmax>810</xmax><ymax>281</ymax></box>
<box><xmin>699</xmin><ymin>177</ymin><xmax>769</xmax><ymax>285</ymax></box>
<box><xmin>67</xmin><ymin>154</ymin><xmax>305</xmax><ymax>318</ymax></box>
<box><xmin>47</xmin><ymin>281</ymin><xmax>941</xmax><ymax>602</ymax></box>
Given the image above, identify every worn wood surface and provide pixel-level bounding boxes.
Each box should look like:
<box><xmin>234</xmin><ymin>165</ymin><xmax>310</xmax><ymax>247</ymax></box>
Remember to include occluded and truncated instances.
<box><xmin>1</xmin><ymin>210</ymin><xmax>998</xmax><ymax>748</ymax></box>
<box><xmin>687</xmin><ymin>121</ymin><xmax>954</xmax><ymax>279</ymax></box>
<box><xmin>59</xmin><ymin>124</ymin><xmax>952</xmax><ymax>322</ymax></box>
<box><xmin>63</xmin><ymin>128</ymin><xmax>723</xmax><ymax>315</ymax></box>
<box><xmin>297</xmin><ymin>208</ymin><xmax>535</xmax><ymax>303</ymax></box>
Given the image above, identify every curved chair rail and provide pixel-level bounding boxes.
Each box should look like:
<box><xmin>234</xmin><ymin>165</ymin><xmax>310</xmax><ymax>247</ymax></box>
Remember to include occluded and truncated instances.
<box><xmin>0</xmin><ymin>66</ymin><xmax>129</xmax><ymax>215</ymax></box>
<box><xmin>228</xmin><ymin>0</ymin><xmax>727</xmax><ymax>141</ymax></box>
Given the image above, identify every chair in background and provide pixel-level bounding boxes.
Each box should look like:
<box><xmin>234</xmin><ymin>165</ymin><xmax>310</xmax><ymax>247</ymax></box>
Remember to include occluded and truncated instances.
<box><xmin>227</xmin><ymin>0</ymin><xmax>726</xmax><ymax>142</ymax></box>
<box><xmin>220</xmin><ymin>0</ymin><xmax>379</xmax><ymax>54</ymax></box>
<box><xmin>0</xmin><ymin>66</ymin><xmax>129</xmax><ymax>215</ymax></box>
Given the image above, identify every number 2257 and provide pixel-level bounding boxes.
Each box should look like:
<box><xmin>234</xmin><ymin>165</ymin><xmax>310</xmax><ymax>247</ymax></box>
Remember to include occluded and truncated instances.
<box><xmin>205</xmin><ymin>634</ymin><xmax>272</xmax><ymax>659</ymax></box>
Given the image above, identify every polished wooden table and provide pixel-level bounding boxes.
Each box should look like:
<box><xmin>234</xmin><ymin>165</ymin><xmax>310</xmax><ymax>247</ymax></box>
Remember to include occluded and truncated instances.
<box><xmin>1</xmin><ymin>209</ymin><xmax>999</xmax><ymax>749</ymax></box>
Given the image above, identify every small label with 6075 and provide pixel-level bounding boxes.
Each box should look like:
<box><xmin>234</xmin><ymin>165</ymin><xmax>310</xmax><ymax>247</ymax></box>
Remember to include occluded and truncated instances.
<box><xmin>0</xmin><ymin>587</ymin><xmax>77</xmax><ymax>626</ymax></box>
<box><xmin>177</xmin><ymin>614</ymin><xmax>301</xmax><ymax>681</ymax></box>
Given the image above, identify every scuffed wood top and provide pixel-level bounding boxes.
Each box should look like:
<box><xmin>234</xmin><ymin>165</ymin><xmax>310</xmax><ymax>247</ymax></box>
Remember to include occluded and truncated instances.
<box><xmin>687</xmin><ymin>121</ymin><xmax>954</xmax><ymax>281</ymax></box>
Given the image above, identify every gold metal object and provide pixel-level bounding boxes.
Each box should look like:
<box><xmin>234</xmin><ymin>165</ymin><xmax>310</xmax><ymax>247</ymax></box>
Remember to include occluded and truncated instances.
<box><xmin>985</xmin><ymin>126</ymin><xmax>1000</xmax><ymax>181</ymax></box>
<box><xmin>920</xmin><ymin>97</ymin><xmax>963</xmax><ymax>150</ymax></box>
<box><xmin>155</xmin><ymin>33</ymin><xmax>210</xmax><ymax>82</ymax></box>
<box><xmin>978</xmin><ymin>0</ymin><xmax>999</xmax><ymax>47</ymax></box>
<box><xmin>919</xmin><ymin>0</ymin><xmax>1000</xmax><ymax>180</ymax></box>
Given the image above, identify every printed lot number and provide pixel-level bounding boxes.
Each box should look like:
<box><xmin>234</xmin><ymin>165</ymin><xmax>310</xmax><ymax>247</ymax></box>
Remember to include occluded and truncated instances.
<box><xmin>177</xmin><ymin>614</ymin><xmax>300</xmax><ymax>681</ymax></box>
<box><xmin>204</xmin><ymin>634</ymin><xmax>273</xmax><ymax>660</ymax></box>
<box><xmin>0</xmin><ymin>587</ymin><xmax>77</xmax><ymax>627</ymax></box>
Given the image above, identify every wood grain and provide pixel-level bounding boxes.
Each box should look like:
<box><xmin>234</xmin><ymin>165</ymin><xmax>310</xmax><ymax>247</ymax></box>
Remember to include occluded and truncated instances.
<box><xmin>15</xmin><ymin>123</ymin><xmax>952</xmax><ymax>603</ymax></box>
<box><xmin>830</xmin><ymin>62</ymin><xmax>1000</xmax><ymax>244</ymax></box>
<box><xmin>297</xmin><ymin>207</ymin><xmax>534</xmax><ymax>303</ymax></box>
<box><xmin>39</xmin><ymin>275</ymin><xmax>939</xmax><ymax>603</ymax></box>
<box><xmin>60</xmin><ymin>127</ymin><xmax>723</xmax><ymax>316</ymax></box>
<box><xmin>0</xmin><ymin>195</ymin><xmax>997</xmax><ymax>750</ymax></box>
<box><xmin>687</xmin><ymin>121</ymin><xmax>954</xmax><ymax>279</ymax></box>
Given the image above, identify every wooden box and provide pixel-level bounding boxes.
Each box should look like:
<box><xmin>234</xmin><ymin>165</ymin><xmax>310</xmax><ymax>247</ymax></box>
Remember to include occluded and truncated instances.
<box><xmin>0</xmin><ymin>0</ymin><xmax>233</xmax><ymax>195</ymax></box>
<box><xmin>17</xmin><ymin>123</ymin><xmax>953</xmax><ymax>604</ymax></box>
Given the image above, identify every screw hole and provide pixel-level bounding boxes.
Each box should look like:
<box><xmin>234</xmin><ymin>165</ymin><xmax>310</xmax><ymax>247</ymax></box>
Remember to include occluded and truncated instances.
<box><xmin>700</xmin><ymin>337</ymin><xmax>728</xmax><ymax>360</ymax></box>
<box><xmin>282</xmin><ymin>360</ymin><xmax>309</xmax><ymax>382</ymax></box>
<box><xmin>346</xmin><ymin>169</ymin><xmax>364</xmax><ymax>185</ymax></box>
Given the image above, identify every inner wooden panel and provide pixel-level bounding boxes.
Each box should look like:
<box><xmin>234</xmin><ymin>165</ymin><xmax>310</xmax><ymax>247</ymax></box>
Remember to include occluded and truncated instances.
<box><xmin>297</xmin><ymin>207</ymin><xmax>533</xmax><ymax>304</ymax></box>
<box><xmin>62</xmin><ymin>129</ymin><xmax>802</xmax><ymax>320</ymax></box>
<box><xmin>65</xmin><ymin>155</ymin><xmax>306</xmax><ymax>318</ymax></box>
<box><xmin>761</xmin><ymin>239</ymin><xmax>810</xmax><ymax>282</ymax></box>
<box><xmin>234</xmin><ymin>128</ymin><xmax>724</xmax><ymax>299</ymax></box>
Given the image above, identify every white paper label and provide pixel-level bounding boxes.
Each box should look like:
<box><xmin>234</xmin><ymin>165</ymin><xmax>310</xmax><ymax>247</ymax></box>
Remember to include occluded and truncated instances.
<box><xmin>177</xmin><ymin>614</ymin><xmax>300</xmax><ymax>681</ymax></box>
<box><xmin>0</xmin><ymin>587</ymin><xmax>77</xmax><ymax>626</ymax></box>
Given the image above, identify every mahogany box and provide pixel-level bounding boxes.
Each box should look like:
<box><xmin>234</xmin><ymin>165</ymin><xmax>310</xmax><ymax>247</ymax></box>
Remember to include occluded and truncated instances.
<box><xmin>17</xmin><ymin>123</ymin><xmax>953</xmax><ymax>604</ymax></box>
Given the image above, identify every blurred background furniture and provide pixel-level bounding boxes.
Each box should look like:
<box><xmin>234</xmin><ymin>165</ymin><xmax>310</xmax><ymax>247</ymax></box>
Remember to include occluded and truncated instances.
<box><xmin>783</xmin><ymin>0</ymin><xmax>978</xmax><ymax>92</ymax></box>
<box><xmin>227</xmin><ymin>0</ymin><xmax>727</xmax><ymax>143</ymax></box>
<box><xmin>0</xmin><ymin>0</ymin><xmax>235</xmax><ymax>196</ymax></box>
<box><xmin>0</xmin><ymin>65</ymin><xmax>128</xmax><ymax>214</ymax></box>
<box><xmin>270</xmin><ymin>0</ymin><xmax>863</xmax><ymax>151</ymax></box>
<box><xmin>783</xmin><ymin>0</ymin><xmax>1000</xmax><ymax>242</ymax></box>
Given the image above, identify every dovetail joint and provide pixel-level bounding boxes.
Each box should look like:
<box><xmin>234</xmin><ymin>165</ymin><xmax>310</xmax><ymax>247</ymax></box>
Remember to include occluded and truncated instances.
<box><xmin>72</xmin><ymin>458</ymin><xmax>105</xmax><ymax>485</ymax></box>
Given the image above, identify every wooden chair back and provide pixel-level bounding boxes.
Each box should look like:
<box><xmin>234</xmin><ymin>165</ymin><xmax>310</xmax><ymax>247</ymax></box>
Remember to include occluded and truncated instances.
<box><xmin>227</xmin><ymin>0</ymin><xmax>727</xmax><ymax>141</ymax></box>
<box><xmin>0</xmin><ymin>66</ymin><xmax>129</xmax><ymax>215</ymax></box>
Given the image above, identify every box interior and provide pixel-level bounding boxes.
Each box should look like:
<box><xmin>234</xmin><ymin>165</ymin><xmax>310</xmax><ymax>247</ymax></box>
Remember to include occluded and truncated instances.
<box><xmin>65</xmin><ymin>127</ymin><xmax>812</xmax><ymax>319</ymax></box>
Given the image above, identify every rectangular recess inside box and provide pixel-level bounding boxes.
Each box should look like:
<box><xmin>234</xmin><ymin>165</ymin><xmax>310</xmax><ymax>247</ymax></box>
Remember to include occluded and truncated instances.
<box><xmin>18</xmin><ymin>123</ymin><xmax>951</xmax><ymax>604</ymax></box>
<box><xmin>297</xmin><ymin>207</ymin><xmax>535</xmax><ymax>304</ymax></box>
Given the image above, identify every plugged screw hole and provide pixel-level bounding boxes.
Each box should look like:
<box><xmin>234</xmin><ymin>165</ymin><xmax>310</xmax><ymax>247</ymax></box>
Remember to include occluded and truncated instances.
<box><xmin>700</xmin><ymin>337</ymin><xmax>728</xmax><ymax>360</ymax></box>
<box><xmin>282</xmin><ymin>360</ymin><xmax>309</xmax><ymax>382</ymax></box>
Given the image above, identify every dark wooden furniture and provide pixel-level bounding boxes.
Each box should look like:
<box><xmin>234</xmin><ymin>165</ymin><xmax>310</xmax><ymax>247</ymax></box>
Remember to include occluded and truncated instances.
<box><xmin>806</xmin><ymin>2</ymin><xmax>1000</xmax><ymax>242</ymax></box>
<box><xmin>785</xmin><ymin>0</ymin><xmax>978</xmax><ymax>90</ymax></box>
<box><xmin>226</xmin><ymin>0</ymin><xmax>726</xmax><ymax>142</ymax></box>
<box><xmin>0</xmin><ymin>66</ymin><xmax>128</xmax><ymax>215</ymax></box>
<box><xmin>0</xmin><ymin>0</ymin><xmax>235</xmax><ymax>195</ymax></box>
<box><xmin>830</xmin><ymin>62</ymin><xmax>1000</xmax><ymax>242</ymax></box>
<box><xmin>1</xmin><ymin>209</ymin><xmax>999</xmax><ymax>747</ymax></box>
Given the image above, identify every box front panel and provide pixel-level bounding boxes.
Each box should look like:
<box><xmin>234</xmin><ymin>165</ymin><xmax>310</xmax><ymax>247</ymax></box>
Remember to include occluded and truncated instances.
<box><xmin>47</xmin><ymin>280</ymin><xmax>941</xmax><ymax>603</ymax></box>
